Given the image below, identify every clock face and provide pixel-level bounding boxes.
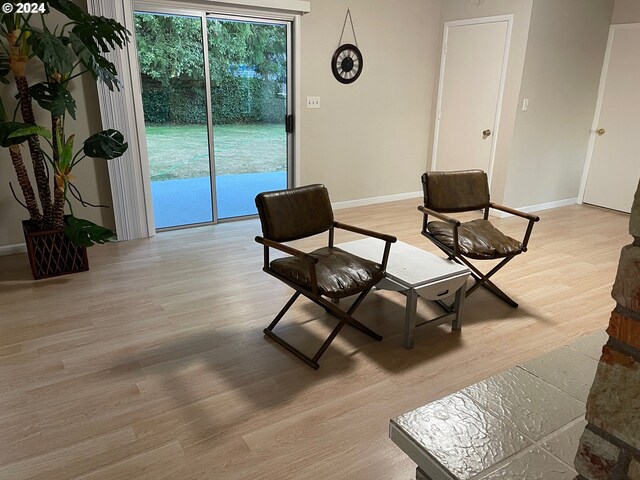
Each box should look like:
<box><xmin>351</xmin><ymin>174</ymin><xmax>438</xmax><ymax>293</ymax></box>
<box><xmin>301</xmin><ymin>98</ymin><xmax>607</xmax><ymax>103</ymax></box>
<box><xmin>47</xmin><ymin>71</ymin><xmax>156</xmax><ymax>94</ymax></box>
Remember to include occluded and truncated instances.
<box><xmin>331</xmin><ymin>44</ymin><xmax>363</xmax><ymax>84</ymax></box>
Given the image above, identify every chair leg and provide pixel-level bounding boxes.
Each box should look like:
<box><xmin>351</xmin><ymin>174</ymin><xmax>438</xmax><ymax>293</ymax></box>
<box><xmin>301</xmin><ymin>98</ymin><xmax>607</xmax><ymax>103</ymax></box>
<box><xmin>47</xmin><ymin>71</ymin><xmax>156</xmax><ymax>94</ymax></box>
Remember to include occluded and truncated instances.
<box><xmin>346</xmin><ymin>288</ymin><xmax>370</xmax><ymax>315</ymax></box>
<box><xmin>263</xmin><ymin>288</ymin><xmax>380</xmax><ymax>369</ymax></box>
<box><xmin>311</xmin><ymin>319</ymin><xmax>347</xmax><ymax>364</ymax></box>
<box><xmin>264</xmin><ymin>291</ymin><xmax>323</xmax><ymax>368</ymax></box>
<box><xmin>320</xmin><ymin>289</ymin><xmax>382</xmax><ymax>341</ymax></box>
<box><xmin>266</xmin><ymin>291</ymin><xmax>301</xmax><ymax>331</ymax></box>
<box><xmin>461</xmin><ymin>257</ymin><xmax>519</xmax><ymax>308</ymax></box>
<box><xmin>481</xmin><ymin>280</ymin><xmax>518</xmax><ymax>308</ymax></box>
<box><xmin>263</xmin><ymin>328</ymin><xmax>321</xmax><ymax>369</ymax></box>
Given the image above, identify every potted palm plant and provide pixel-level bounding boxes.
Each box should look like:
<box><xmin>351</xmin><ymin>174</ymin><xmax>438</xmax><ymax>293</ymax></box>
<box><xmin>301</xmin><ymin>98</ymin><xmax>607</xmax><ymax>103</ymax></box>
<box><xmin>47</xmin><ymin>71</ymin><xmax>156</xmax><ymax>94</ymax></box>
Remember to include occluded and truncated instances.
<box><xmin>0</xmin><ymin>0</ymin><xmax>129</xmax><ymax>279</ymax></box>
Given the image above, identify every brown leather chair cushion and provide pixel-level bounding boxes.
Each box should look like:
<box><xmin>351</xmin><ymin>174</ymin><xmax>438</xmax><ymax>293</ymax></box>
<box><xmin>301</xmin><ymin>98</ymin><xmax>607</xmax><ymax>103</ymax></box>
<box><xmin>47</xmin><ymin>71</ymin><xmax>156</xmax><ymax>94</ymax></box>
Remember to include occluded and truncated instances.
<box><xmin>270</xmin><ymin>247</ymin><xmax>384</xmax><ymax>299</ymax></box>
<box><xmin>422</xmin><ymin>170</ymin><xmax>490</xmax><ymax>213</ymax></box>
<box><xmin>428</xmin><ymin>219</ymin><xmax>523</xmax><ymax>260</ymax></box>
<box><xmin>255</xmin><ymin>184</ymin><xmax>334</xmax><ymax>242</ymax></box>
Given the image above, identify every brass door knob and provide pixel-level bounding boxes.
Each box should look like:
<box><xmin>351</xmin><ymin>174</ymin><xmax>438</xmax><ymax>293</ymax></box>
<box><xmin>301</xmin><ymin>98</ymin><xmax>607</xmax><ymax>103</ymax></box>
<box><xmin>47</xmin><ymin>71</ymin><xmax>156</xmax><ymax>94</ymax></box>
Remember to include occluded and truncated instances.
<box><xmin>596</xmin><ymin>128</ymin><xmax>606</xmax><ymax>136</ymax></box>
<box><xmin>482</xmin><ymin>129</ymin><xmax>492</xmax><ymax>139</ymax></box>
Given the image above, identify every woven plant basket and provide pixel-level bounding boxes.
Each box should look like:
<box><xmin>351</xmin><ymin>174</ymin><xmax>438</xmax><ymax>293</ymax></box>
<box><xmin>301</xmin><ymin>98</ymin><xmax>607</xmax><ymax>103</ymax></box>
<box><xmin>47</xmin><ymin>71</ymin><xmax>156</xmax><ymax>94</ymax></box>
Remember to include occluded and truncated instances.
<box><xmin>22</xmin><ymin>219</ymin><xmax>89</xmax><ymax>280</ymax></box>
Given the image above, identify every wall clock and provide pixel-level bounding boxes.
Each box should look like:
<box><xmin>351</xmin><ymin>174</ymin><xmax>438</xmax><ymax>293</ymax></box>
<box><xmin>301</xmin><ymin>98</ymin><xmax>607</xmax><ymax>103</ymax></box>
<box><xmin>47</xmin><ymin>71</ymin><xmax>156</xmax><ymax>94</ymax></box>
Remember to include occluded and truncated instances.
<box><xmin>331</xmin><ymin>43</ymin><xmax>363</xmax><ymax>84</ymax></box>
<box><xmin>332</xmin><ymin>9</ymin><xmax>362</xmax><ymax>84</ymax></box>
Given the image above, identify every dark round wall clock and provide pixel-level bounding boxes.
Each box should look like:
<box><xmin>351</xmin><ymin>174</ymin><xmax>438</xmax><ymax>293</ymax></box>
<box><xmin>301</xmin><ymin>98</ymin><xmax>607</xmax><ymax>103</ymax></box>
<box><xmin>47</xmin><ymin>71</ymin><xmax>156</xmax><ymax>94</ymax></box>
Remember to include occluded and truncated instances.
<box><xmin>331</xmin><ymin>43</ymin><xmax>363</xmax><ymax>84</ymax></box>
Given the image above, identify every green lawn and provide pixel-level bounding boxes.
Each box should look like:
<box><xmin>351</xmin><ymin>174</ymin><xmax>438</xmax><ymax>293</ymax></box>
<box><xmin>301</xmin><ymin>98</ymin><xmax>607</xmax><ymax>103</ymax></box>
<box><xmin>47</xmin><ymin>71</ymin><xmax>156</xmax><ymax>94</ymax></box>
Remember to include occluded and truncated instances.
<box><xmin>146</xmin><ymin>123</ymin><xmax>286</xmax><ymax>181</ymax></box>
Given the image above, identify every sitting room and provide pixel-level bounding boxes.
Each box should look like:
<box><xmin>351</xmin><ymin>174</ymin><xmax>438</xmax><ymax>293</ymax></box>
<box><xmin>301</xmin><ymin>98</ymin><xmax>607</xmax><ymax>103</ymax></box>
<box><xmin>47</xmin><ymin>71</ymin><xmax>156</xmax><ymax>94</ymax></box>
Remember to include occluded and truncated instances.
<box><xmin>0</xmin><ymin>0</ymin><xmax>639</xmax><ymax>479</ymax></box>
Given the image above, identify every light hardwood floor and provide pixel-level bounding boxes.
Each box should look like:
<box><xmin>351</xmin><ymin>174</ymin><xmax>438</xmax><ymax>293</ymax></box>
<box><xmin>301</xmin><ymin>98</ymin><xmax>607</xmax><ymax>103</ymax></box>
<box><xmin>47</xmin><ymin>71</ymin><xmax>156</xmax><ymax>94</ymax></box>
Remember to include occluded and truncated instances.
<box><xmin>0</xmin><ymin>200</ymin><xmax>631</xmax><ymax>479</ymax></box>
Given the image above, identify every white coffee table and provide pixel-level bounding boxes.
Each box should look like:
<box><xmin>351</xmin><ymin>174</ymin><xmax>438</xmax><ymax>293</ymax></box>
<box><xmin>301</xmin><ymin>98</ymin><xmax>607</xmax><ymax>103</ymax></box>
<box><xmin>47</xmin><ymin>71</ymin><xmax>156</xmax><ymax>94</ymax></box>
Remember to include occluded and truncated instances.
<box><xmin>337</xmin><ymin>239</ymin><xmax>470</xmax><ymax>349</ymax></box>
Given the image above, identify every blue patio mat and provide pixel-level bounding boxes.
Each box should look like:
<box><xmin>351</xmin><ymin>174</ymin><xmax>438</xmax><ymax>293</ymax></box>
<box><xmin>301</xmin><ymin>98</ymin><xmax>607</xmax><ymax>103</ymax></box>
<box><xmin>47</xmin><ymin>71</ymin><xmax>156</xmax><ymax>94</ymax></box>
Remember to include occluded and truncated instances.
<box><xmin>151</xmin><ymin>171</ymin><xmax>287</xmax><ymax>229</ymax></box>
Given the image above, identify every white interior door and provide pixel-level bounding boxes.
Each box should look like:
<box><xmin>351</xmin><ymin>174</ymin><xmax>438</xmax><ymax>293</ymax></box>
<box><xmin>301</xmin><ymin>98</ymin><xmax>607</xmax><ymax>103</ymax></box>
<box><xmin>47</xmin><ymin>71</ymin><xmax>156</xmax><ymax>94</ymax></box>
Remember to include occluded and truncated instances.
<box><xmin>582</xmin><ymin>25</ymin><xmax>640</xmax><ymax>214</ymax></box>
<box><xmin>432</xmin><ymin>17</ymin><xmax>511</xmax><ymax>183</ymax></box>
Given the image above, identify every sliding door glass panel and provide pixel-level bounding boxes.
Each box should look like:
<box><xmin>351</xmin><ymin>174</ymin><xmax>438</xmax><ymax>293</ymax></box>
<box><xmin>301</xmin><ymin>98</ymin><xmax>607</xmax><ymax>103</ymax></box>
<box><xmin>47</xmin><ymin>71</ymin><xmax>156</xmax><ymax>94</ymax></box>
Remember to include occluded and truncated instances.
<box><xmin>207</xmin><ymin>18</ymin><xmax>288</xmax><ymax>219</ymax></box>
<box><xmin>134</xmin><ymin>12</ymin><xmax>213</xmax><ymax>229</ymax></box>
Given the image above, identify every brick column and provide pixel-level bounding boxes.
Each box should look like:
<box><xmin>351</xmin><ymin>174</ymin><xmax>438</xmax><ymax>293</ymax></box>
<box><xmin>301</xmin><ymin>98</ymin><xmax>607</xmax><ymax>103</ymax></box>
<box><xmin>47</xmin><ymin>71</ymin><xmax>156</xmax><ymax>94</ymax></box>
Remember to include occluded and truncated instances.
<box><xmin>575</xmin><ymin>181</ymin><xmax>640</xmax><ymax>480</ymax></box>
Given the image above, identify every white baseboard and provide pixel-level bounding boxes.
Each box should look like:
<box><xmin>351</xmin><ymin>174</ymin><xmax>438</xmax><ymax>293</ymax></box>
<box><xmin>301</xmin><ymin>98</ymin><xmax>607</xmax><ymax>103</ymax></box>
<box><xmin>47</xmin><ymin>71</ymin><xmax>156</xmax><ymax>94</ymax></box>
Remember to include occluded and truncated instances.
<box><xmin>491</xmin><ymin>197</ymin><xmax>578</xmax><ymax>218</ymax></box>
<box><xmin>0</xmin><ymin>243</ymin><xmax>27</xmax><ymax>256</ymax></box>
<box><xmin>332</xmin><ymin>191</ymin><xmax>422</xmax><ymax>210</ymax></box>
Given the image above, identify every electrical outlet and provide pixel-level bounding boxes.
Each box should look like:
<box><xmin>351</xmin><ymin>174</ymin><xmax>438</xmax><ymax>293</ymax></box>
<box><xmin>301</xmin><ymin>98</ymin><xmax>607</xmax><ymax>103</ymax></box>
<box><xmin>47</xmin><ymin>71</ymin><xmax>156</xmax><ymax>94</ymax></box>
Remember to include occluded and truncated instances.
<box><xmin>522</xmin><ymin>98</ymin><xmax>529</xmax><ymax>111</ymax></box>
<box><xmin>306</xmin><ymin>96</ymin><xmax>320</xmax><ymax>109</ymax></box>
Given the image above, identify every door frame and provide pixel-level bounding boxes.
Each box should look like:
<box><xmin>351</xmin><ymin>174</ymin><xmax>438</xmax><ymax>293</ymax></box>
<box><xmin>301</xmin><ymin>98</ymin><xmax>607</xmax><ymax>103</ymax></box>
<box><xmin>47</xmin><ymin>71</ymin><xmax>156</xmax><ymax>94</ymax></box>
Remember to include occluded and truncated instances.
<box><xmin>431</xmin><ymin>15</ymin><xmax>512</xmax><ymax>188</ymax></box>
<box><xmin>577</xmin><ymin>23</ymin><xmax>640</xmax><ymax>205</ymax></box>
<box><xmin>133</xmin><ymin>0</ymin><xmax>299</xmax><ymax>230</ymax></box>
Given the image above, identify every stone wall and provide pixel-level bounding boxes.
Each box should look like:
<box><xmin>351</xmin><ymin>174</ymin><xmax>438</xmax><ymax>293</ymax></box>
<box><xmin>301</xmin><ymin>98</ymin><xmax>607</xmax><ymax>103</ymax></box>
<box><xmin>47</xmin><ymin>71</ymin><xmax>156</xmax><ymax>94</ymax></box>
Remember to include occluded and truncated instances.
<box><xmin>575</xmin><ymin>181</ymin><xmax>640</xmax><ymax>480</ymax></box>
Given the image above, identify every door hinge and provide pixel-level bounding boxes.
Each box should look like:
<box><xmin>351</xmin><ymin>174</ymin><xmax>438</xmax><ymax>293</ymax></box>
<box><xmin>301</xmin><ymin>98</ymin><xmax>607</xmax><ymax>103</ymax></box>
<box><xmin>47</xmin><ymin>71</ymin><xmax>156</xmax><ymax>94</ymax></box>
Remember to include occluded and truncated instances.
<box><xmin>285</xmin><ymin>114</ymin><xmax>294</xmax><ymax>134</ymax></box>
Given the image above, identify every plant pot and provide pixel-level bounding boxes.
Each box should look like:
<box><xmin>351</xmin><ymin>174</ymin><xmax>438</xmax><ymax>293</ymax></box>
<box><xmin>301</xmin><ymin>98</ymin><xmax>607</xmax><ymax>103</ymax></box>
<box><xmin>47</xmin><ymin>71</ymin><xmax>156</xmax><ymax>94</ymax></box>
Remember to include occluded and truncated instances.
<box><xmin>22</xmin><ymin>218</ymin><xmax>89</xmax><ymax>280</ymax></box>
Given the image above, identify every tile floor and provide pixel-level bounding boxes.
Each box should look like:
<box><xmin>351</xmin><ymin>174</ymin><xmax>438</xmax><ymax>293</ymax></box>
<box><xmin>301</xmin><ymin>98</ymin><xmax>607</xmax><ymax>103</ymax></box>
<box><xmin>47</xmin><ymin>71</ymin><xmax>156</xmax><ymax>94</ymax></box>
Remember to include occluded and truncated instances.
<box><xmin>390</xmin><ymin>329</ymin><xmax>608</xmax><ymax>479</ymax></box>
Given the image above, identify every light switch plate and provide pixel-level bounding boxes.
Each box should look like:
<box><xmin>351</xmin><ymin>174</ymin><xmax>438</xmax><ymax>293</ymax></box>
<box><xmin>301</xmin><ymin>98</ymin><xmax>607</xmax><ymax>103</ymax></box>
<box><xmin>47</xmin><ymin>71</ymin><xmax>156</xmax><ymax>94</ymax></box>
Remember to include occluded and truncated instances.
<box><xmin>306</xmin><ymin>96</ymin><xmax>320</xmax><ymax>109</ymax></box>
<box><xmin>522</xmin><ymin>98</ymin><xmax>529</xmax><ymax>111</ymax></box>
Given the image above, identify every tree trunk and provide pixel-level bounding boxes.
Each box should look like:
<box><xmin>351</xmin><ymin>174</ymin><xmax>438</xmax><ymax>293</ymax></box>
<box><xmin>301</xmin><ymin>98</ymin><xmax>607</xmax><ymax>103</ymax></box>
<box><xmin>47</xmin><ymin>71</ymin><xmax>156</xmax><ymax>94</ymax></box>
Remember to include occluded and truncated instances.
<box><xmin>9</xmin><ymin>145</ymin><xmax>42</xmax><ymax>222</ymax></box>
<box><xmin>51</xmin><ymin>184</ymin><xmax>66</xmax><ymax>229</ymax></box>
<box><xmin>15</xmin><ymin>76</ymin><xmax>53</xmax><ymax>226</ymax></box>
<box><xmin>51</xmin><ymin>115</ymin><xmax>66</xmax><ymax>228</ymax></box>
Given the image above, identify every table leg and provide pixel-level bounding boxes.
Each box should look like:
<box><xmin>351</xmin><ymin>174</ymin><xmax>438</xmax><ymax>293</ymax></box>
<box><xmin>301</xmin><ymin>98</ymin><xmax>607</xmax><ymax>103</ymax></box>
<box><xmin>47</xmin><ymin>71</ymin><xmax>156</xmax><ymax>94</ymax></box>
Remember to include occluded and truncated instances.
<box><xmin>452</xmin><ymin>281</ymin><xmax>467</xmax><ymax>331</ymax></box>
<box><xmin>403</xmin><ymin>289</ymin><xmax>418</xmax><ymax>349</ymax></box>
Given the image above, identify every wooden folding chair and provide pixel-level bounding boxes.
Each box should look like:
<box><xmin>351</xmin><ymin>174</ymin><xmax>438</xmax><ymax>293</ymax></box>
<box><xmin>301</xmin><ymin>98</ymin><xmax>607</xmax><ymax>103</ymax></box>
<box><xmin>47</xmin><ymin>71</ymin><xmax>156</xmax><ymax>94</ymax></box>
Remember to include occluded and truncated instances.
<box><xmin>419</xmin><ymin>170</ymin><xmax>539</xmax><ymax>308</ymax></box>
<box><xmin>255</xmin><ymin>184</ymin><xmax>396</xmax><ymax>369</ymax></box>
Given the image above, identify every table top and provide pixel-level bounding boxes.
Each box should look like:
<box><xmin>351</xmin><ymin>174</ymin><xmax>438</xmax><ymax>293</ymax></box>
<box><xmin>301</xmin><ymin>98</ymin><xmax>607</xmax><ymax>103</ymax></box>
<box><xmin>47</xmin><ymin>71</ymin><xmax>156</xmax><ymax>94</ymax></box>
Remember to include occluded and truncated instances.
<box><xmin>336</xmin><ymin>238</ymin><xmax>469</xmax><ymax>289</ymax></box>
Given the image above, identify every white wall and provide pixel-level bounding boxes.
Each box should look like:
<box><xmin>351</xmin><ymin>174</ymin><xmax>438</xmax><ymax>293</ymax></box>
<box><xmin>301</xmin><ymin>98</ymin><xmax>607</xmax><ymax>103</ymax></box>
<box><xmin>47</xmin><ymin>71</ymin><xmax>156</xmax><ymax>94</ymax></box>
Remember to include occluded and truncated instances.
<box><xmin>299</xmin><ymin>0</ymin><xmax>441</xmax><ymax>202</ymax></box>
<box><xmin>503</xmin><ymin>0</ymin><xmax>614</xmax><ymax>209</ymax></box>
<box><xmin>0</xmin><ymin>3</ymin><xmax>115</xmax><ymax>249</ymax></box>
<box><xmin>612</xmin><ymin>0</ymin><xmax>640</xmax><ymax>23</ymax></box>
<box><xmin>437</xmin><ymin>0</ymin><xmax>533</xmax><ymax>205</ymax></box>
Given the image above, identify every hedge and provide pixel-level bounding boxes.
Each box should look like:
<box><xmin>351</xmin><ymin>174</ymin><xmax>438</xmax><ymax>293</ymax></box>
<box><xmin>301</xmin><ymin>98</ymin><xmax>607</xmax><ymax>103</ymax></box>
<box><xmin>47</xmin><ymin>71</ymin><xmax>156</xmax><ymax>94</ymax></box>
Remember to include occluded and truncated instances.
<box><xmin>141</xmin><ymin>75</ymin><xmax>286</xmax><ymax>125</ymax></box>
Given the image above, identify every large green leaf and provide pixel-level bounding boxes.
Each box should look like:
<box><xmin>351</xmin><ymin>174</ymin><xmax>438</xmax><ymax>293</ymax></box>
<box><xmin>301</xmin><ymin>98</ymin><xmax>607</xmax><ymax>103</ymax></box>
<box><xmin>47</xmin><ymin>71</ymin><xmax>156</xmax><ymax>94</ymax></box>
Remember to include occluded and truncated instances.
<box><xmin>0</xmin><ymin>13</ymin><xmax>18</xmax><ymax>32</ymax></box>
<box><xmin>27</xmin><ymin>31</ymin><xmax>74</xmax><ymax>74</ymax></box>
<box><xmin>64</xmin><ymin>216</ymin><xmax>116</xmax><ymax>247</ymax></box>
<box><xmin>9</xmin><ymin>124</ymin><xmax>52</xmax><ymax>139</ymax></box>
<box><xmin>83</xmin><ymin>129</ymin><xmax>128</xmax><ymax>160</ymax></box>
<box><xmin>58</xmin><ymin>134</ymin><xmax>74</xmax><ymax>171</ymax></box>
<box><xmin>0</xmin><ymin>98</ymin><xmax>6</xmax><ymax>123</ymax></box>
<box><xmin>72</xmin><ymin>17</ymin><xmax>129</xmax><ymax>54</ymax></box>
<box><xmin>29</xmin><ymin>82</ymin><xmax>77</xmax><ymax>119</ymax></box>
<box><xmin>68</xmin><ymin>32</ymin><xmax>121</xmax><ymax>91</ymax></box>
<box><xmin>0</xmin><ymin>122</ymin><xmax>50</xmax><ymax>147</ymax></box>
<box><xmin>48</xmin><ymin>0</ymin><xmax>85</xmax><ymax>22</ymax></box>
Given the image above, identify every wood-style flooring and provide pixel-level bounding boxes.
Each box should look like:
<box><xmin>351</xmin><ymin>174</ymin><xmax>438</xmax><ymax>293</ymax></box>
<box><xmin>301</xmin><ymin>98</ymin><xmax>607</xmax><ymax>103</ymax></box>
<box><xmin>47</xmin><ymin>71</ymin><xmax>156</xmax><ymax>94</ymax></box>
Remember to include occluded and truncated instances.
<box><xmin>0</xmin><ymin>200</ymin><xmax>631</xmax><ymax>479</ymax></box>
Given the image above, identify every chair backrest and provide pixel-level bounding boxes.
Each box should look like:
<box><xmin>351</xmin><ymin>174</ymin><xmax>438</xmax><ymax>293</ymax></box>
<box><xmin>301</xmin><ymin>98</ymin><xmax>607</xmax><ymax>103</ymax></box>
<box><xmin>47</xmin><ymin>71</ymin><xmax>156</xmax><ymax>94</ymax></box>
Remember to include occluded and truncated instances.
<box><xmin>255</xmin><ymin>184</ymin><xmax>334</xmax><ymax>242</ymax></box>
<box><xmin>421</xmin><ymin>170</ymin><xmax>490</xmax><ymax>213</ymax></box>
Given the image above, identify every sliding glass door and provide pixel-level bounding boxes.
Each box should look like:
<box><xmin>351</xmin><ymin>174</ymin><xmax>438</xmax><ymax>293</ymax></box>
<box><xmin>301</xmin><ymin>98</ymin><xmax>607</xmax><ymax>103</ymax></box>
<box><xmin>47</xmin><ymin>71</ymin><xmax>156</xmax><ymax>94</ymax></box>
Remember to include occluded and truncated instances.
<box><xmin>208</xmin><ymin>17</ymin><xmax>289</xmax><ymax>219</ymax></box>
<box><xmin>134</xmin><ymin>8</ymin><xmax>292</xmax><ymax>229</ymax></box>
<box><xmin>134</xmin><ymin>12</ymin><xmax>213</xmax><ymax>229</ymax></box>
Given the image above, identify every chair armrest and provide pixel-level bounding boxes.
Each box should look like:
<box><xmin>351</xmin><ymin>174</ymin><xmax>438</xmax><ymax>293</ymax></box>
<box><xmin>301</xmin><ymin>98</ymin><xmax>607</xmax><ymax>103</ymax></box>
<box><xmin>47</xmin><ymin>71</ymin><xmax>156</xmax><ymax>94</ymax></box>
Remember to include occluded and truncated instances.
<box><xmin>417</xmin><ymin>206</ymin><xmax>461</xmax><ymax>227</ymax></box>
<box><xmin>489</xmin><ymin>203</ymin><xmax>540</xmax><ymax>222</ymax></box>
<box><xmin>417</xmin><ymin>206</ymin><xmax>461</xmax><ymax>257</ymax></box>
<box><xmin>255</xmin><ymin>236</ymin><xmax>318</xmax><ymax>263</ymax></box>
<box><xmin>488</xmin><ymin>203</ymin><xmax>539</xmax><ymax>251</ymax></box>
<box><xmin>333</xmin><ymin>222</ymin><xmax>397</xmax><ymax>243</ymax></box>
<box><xmin>333</xmin><ymin>222</ymin><xmax>397</xmax><ymax>270</ymax></box>
<box><xmin>255</xmin><ymin>236</ymin><xmax>319</xmax><ymax>293</ymax></box>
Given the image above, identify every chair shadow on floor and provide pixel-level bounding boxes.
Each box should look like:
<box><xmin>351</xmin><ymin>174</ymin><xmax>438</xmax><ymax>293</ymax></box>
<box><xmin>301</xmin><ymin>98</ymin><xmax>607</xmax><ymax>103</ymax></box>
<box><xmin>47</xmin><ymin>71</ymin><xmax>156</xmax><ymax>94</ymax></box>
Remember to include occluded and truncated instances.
<box><xmin>119</xmin><ymin>312</ymin><xmax>357</xmax><ymax>446</ymax></box>
<box><xmin>292</xmin><ymin>283</ymin><xmax>553</xmax><ymax>374</ymax></box>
